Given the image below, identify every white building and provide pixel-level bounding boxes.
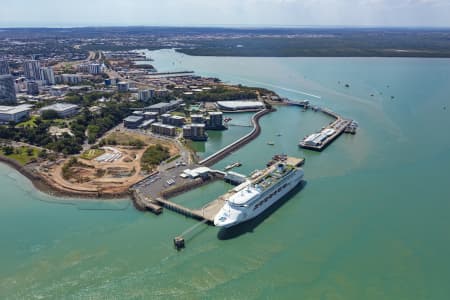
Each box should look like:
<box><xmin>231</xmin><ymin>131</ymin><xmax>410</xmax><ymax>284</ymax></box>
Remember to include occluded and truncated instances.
<box><xmin>117</xmin><ymin>82</ymin><xmax>129</xmax><ymax>92</ymax></box>
<box><xmin>39</xmin><ymin>103</ymin><xmax>79</xmax><ymax>118</ymax></box>
<box><xmin>50</xmin><ymin>85</ymin><xmax>69</xmax><ymax>97</ymax></box>
<box><xmin>303</xmin><ymin>129</ymin><xmax>336</xmax><ymax>146</ymax></box>
<box><xmin>217</xmin><ymin>101</ymin><xmax>265</xmax><ymax>111</ymax></box>
<box><xmin>0</xmin><ymin>104</ymin><xmax>33</xmax><ymax>123</ymax></box>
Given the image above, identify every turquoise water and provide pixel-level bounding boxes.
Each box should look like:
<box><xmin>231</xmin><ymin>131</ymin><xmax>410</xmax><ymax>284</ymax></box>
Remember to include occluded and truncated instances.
<box><xmin>1</xmin><ymin>49</ymin><xmax>450</xmax><ymax>299</ymax></box>
<box><xmin>170</xmin><ymin>180</ymin><xmax>233</xmax><ymax>209</ymax></box>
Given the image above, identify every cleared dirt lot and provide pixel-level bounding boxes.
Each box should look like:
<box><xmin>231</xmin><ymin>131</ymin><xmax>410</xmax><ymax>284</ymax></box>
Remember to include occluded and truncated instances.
<box><xmin>38</xmin><ymin>132</ymin><xmax>179</xmax><ymax>196</ymax></box>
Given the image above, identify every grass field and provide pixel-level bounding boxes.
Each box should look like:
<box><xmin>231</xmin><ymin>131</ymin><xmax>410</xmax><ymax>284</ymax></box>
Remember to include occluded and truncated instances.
<box><xmin>80</xmin><ymin>149</ymin><xmax>105</xmax><ymax>160</ymax></box>
<box><xmin>0</xmin><ymin>146</ymin><xmax>40</xmax><ymax>165</ymax></box>
<box><xmin>106</xmin><ymin>132</ymin><xmax>146</xmax><ymax>146</ymax></box>
<box><xmin>16</xmin><ymin>116</ymin><xmax>38</xmax><ymax>128</ymax></box>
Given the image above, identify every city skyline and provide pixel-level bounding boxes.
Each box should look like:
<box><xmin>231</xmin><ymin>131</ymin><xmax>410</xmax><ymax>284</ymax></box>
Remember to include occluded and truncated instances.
<box><xmin>1</xmin><ymin>0</ymin><xmax>450</xmax><ymax>28</ymax></box>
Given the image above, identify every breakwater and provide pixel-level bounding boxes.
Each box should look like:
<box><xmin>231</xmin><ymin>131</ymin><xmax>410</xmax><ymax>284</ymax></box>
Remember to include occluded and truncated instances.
<box><xmin>199</xmin><ymin>108</ymin><xmax>274</xmax><ymax>166</ymax></box>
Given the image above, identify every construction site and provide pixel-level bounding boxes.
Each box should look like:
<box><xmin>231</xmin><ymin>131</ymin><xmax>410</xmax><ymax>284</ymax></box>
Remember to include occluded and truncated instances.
<box><xmin>36</xmin><ymin>130</ymin><xmax>180</xmax><ymax>197</ymax></box>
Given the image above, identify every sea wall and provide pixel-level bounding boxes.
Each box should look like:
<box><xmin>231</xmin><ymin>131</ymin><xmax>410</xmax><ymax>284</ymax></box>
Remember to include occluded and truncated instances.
<box><xmin>199</xmin><ymin>108</ymin><xmax>275</xmax><ymax>167</ymax></box>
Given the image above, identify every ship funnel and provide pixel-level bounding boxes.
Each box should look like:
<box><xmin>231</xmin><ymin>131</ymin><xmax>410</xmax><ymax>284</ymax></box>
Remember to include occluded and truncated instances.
<box><xmin>277</xmin><ymin>163</ymin><xmax>285</xmax><ymax>172</ymax></box>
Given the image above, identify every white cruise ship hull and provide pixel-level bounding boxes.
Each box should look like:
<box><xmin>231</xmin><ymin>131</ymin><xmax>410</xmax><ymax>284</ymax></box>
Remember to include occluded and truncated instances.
<box><xmin>214</xmin><ymin>169</ymin><xmax>304</xmax><ymax>228</ymax></box>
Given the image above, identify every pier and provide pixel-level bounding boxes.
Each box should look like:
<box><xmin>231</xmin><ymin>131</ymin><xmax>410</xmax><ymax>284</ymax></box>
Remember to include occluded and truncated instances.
<box><xmin>154</xmin><ymin>196</ymin><xmax>225</xmax><ymax>223</ymax></box>
<box><xmin>284</xmin><ymin>100</ymin><xmax>357</xmax><ymax>152</ymax></box>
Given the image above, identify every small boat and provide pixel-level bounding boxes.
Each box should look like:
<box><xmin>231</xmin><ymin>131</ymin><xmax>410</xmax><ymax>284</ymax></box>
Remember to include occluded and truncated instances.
<box><xmin>225</xmin><ymin>162</ymin><xmax>242</xmax><ymax>171</ymax></box>
<box><xmin>267</xmin><ymin>141</ymin><xmax>275</xmax><ymax>146</ymax></box>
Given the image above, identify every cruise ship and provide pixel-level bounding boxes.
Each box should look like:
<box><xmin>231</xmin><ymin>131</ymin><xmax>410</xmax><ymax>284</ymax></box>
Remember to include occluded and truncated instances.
<box><xmin>214</xmin><ymin>156</ymin><xmax>304</xmax><ymax>228</ymax></box>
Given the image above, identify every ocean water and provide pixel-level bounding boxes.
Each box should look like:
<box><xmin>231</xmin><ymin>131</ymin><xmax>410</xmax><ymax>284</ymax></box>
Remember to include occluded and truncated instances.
<box><xmin>1</xmin><ymin>49</ymin><xmax>450</xmax><ymax>299</ymax></box>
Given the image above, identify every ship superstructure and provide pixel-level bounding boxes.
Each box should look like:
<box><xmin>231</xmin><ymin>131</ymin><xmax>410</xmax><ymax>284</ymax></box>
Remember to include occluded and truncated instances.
<box><xmin>214</xmin><ymin>156</ymin><xmax>304</xmax><ymax>228</ymax></box>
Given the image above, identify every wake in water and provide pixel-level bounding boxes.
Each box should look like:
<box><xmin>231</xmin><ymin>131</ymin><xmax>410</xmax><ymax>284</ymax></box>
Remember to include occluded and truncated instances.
<box><xmin>229</xmin><ymin>76</ymin><xmax>322</xmax><ymax>99</ymax></box>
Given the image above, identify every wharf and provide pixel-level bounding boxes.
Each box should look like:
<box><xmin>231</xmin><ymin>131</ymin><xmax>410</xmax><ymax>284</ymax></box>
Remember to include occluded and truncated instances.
<box><xmin>154</xmin><ymin>197</ymin><xmax>225</xmax><ymax>223</ymax></box>
<box><xmin>294</xmin><ymin>104</ymin><xmax>355</xmax><ymax>152</ymax></box>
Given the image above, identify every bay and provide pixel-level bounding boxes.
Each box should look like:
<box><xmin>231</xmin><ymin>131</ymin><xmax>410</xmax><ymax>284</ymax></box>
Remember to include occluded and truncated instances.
<box><xmin>1</xmin><ymin>49</ymin><xmax>449</xmax><ymax>299</ymax></box>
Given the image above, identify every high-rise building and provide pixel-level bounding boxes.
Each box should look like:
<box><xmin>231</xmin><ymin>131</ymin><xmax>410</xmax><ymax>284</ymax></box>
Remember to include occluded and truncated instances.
<box><xmin>23</xmin><ymin>60</ymin><xmax>42</xmax><ymax>80</ymax></box>
<box><xmin>117</xmin><ymin>82</ymin><xmax>129</xmax><ymax>92</ymax></box>
<box><xmin>206</xmin><ymin>111</ymin><xmax>224</xmax><ymax>129</ymax></box>
<box><xmin>88</xmin><ymin>63</ymin><xmax>102</xmax><ymax>74</ymax></box>
<box><xmin>0</xmin><ymin>59</ymin><xmax>10</xmax><ymax>75</ymax></box>
<box><xmin>0</xmin><ymin>75</ymin><xmax>17</xmax><ymax>105</ymax></box>
<box><xmin>40</xmin><ymin>67</ymin><xmax>55</xmax><ymax>85</ymax></box>
<box><xmin>27</xmin><ymin>81</ymin><xmax>40</xmax><ymax>96</ymax></box>
<box><xmin>138</xmin><ymin>89</ymin><xmax>156</xmax><ymax>101</ymax></box>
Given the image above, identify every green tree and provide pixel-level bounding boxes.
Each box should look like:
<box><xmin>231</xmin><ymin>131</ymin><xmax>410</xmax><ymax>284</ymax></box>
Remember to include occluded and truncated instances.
<box><xmin>2</xmin><ymin>146</ymin><xmax>14</xmax><ymax>155</ymax></box>
<box><xmin>41</xmin><ymin>110</ymin><xmax>59</xmax><ymax>120</ymax></box>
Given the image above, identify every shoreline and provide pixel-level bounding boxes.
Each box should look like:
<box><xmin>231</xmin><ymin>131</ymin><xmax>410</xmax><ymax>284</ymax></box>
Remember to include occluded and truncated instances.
<box><xmin>1</xmin><ymin>107</ymin><xmax>274</xmax><ymax>202</ymax></box>
<box><xmin>0</xmin><ymin>156</ymin><xmax>131</xmax><ymax>200</ymax></box>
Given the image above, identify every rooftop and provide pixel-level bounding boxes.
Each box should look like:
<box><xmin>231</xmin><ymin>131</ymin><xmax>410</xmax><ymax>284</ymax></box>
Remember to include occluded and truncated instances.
<box><xmin>0</xmin><ymin>104</ymin><xmax>34</xmax><ymax>115</ymax></box>
<box><xmin>217</xmin><ymin>101</ymin><xmax>264</xmax><ymax>109</ymax></box>
<box><xmin>40</xmin><ymin>103</ymin><xmax>79</xmax><ymax>112</ymax></box>
<box><xmin>124</xmin><ymin>115</ymin><xmax>144</xmax><ymax>122</ymax></box>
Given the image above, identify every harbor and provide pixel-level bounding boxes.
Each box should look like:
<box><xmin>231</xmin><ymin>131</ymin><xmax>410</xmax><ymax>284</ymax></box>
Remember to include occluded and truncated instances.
<box><xmin>132</xmin><ymin>153</ymin><xmax>305</xmax><ymax>250</ymax></box>
<box><xmin>129</xmin><ymin>97</ymin><xmax>357</xmax><ymax>249</ymax></box>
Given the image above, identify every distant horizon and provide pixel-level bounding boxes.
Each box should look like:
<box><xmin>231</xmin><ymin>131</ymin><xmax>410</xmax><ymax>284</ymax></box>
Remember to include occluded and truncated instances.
<box><xmin>1</xmin><ymin>24</ymin><xmax>450</xmax><ymax>30</ymax></box>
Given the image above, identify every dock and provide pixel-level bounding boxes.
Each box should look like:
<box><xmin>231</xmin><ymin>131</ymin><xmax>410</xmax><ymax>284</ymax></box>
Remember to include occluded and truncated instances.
<box><xmin>154</xmin><ymin>196</ymin><xmax>225</xmax><ymax>223</ymax></box>
<box><xmin>290</xmin><ymin>104</ymin><xmax>357</xmax><ymax>152</ymax></box>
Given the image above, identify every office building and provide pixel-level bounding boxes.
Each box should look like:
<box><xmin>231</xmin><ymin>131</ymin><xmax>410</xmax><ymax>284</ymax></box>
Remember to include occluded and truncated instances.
<box><xmin>39</xmin><ymin>103</ymin><xmax>80</xmax><ymax>118</ymax></box>
<box><xmin>0</xmin><ymin>104</ymin><xmax>33</xmax><ymax>123</ymax></box>
<box><xmin>123</xmin><ymin>115</ymin><xmax>144</xmax><ymax>129</ymax></box>
<box><xmin>27</xmin><ymin>81</ymin><xmax>40</xmax><ymax>95</ymax></box>
<box><xmin>88</xmin><ymin>63</ymin><xmax>103</xmax><ymax>75</ymax></box>
<box><xmin>117</xmin><ymin>82</ymin><xmax>129</xmax><ymax>92</ymax></box>
<box><xmin>144</xmin><ymin>99</ymin><xmax>183</xmax><ymax>115</ymax></box>
<box><xmin>138</xmin><ymin>89</ymin><xmax>155</xmax><ymax>101</ymax></box>
<box><xmin>23</xmin><ymin>60</ymin><xmax>42</xmax><ymax>80</ymax></box>
<box><xmin>40</xmin><ymin>67</ymin><xmax>55</xmax><ymax>85</ymax></box>
<box><xmin>143</xmin><ymin>112</ymin><xmax>158</xmax><ymax>120</ymax></box>
<box><xmin>55</xmin><ymin>74</ymin><xmax>82</xmax><ymax>85</ymax></box>
<box><xmin>0</xmin><ymin>59</ymin><xmax>10</xmax><ymax>75</ymax></box>
<box><xmin>154</xmin><ymin>89</ymin><xmax>169</xmax><ymax>97</ymax></box>
<box><xmin>50</xmin><ymin>85</ymin><xmax>69</xmax><ymax>97</ymax></box>
<box><xmin>0</xmin><ymin>75</ymin><xmax>17</xmax><ymax>104</ymax></box>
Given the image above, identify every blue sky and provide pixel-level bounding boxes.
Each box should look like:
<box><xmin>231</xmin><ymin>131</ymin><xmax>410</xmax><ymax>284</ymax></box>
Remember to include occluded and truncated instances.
<box><xmin>1</xmin><ymin>0</ymin><xmax>450</xmax><ymax>27</ymax></box>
